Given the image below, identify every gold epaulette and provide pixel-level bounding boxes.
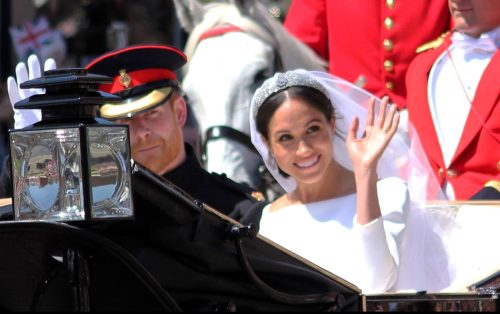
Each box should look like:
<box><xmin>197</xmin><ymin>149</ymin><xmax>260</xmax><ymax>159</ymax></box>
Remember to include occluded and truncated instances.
<box><xmin>416</xmin><ymin>31</ymin><xmax>451</xmax><ymax>54</ymax></box>
<box><xmin>484</xmin><ymin>180</ymin><xmax>500</xmax><ymax>192</ymax></box>
<box><xmin>251</xmin><ymin>191</ymin><xmax>266</xmax><ymax>202</ymax></box>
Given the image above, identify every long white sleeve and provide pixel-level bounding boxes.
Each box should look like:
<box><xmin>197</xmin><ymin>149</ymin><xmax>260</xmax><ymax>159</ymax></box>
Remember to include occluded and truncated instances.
<box><xmin>354</xmin><ymin>177</ymin><xmax>408</xmax><ymax>293</ymax></box>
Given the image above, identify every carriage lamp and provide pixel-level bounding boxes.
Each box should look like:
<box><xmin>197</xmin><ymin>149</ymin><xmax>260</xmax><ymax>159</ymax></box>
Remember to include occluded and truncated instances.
<box><xmin>9</xmin><ymin>68</ymin><xmax>134</xmax><ymax>222</ymax></box>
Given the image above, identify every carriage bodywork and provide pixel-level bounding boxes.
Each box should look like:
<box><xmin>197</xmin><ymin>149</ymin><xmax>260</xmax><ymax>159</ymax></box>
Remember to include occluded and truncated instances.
<box><xmin>0</xmin><ymin>163</ymin><xmax>361</xmax><ymax>311</ymax></box>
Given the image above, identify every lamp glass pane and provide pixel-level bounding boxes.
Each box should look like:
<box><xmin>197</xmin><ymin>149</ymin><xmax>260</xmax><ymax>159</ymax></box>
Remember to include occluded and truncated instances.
<box><xmin>87</xmin><ymin>125</ymin><xmax>133</xmax><ymax>219</ymax></box>
<box><xmin>10</xmin><ymin>128</ymin><xmax>85</xmax><ymax>221</ymax></box>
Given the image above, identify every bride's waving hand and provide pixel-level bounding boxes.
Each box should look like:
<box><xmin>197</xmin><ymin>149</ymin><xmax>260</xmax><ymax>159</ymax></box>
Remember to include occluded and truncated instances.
<box><xmin>346</xmin><ymin>97</ymin><xmax>400</xmax><ymax>176</ymax></box>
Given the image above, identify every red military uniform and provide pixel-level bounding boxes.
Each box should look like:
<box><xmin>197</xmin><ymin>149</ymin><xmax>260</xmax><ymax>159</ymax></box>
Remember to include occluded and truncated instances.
<box><xmin>284</xmin><ymin>0</ymin><xmax>452</xmax><ymax>109</ymax></box>
<box><xmin>405</xmin><ymin>33</ymin><xmax>500</xmax><ymax>200</ymax></box>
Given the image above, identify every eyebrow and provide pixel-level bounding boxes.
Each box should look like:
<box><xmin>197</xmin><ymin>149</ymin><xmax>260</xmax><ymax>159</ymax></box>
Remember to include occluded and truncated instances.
<box><xmin>272</xmin><ymin>118</ymin><xmax>323</xmax><ymax>135</ymax></box>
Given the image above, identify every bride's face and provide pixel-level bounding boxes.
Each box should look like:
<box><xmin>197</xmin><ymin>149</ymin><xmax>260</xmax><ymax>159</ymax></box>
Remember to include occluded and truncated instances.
<box><xmin>266</xmin><ymin>97</ymin><xmax>335</xmax><ymax>185</ymax></box>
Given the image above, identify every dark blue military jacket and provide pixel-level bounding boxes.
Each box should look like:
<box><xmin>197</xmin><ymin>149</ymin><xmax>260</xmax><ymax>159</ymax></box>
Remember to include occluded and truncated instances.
<box><xmin>163</xmin><ymin>144</ymin><xmax>267</xmax><ymax>219</ymax></box>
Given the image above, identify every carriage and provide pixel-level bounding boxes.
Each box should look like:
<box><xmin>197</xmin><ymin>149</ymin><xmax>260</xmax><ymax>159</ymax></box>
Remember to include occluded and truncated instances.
<box><xmin>2</xmin><ymin>66</ymin><xmax>497</xmax><ymax>311</ymax></box>
<box><xmin>0</xmin><ymin>0</ymin><xmax>497</xmax><ymax>311</ymax></box>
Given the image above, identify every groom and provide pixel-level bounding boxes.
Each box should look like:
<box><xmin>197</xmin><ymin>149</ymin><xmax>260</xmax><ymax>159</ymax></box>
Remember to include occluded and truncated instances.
<box><xmin>1</xmin><ymin>46</ymin><xmax>267</xmax><ymax>218</ymax></box>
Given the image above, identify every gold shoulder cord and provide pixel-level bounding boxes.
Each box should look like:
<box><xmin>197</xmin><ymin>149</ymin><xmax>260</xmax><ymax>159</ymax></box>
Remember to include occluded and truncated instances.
<box><xmin>484</xmin><ymin>180</ymin><xmax>500</xmax><ymax>192</ymax></box>
<box><xmin>416</xmin><ymin>31</ymin><xmax>451</xmax><ymax>54</ymax></box>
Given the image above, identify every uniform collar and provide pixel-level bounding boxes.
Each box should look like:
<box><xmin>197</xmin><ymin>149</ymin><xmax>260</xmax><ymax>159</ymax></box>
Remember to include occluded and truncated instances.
<box><xmin>451</xmin><ymin>26</ymin><xmax>500</xmax><ymax>53</ymax></box>
<box><xmin>162</xmin><ymin>144</ymin><xmax>203</xmax><ymax>189</ymax></box>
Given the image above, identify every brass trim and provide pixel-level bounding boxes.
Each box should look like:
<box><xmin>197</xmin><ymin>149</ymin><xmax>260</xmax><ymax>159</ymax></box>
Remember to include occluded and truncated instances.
<box><xmin>426</xmin><ymin>200</ymin><xmax>500</xmax><ymax>206</ymax></box>
<box><xmin>100</xmin><ymin>87</ymin><xmax>173</xmax><ymax>120</ymax></box>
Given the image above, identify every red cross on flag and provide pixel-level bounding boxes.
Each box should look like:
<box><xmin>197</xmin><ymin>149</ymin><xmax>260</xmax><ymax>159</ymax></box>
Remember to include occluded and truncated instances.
<box><xmin>9</xmin><ymin>16</ymin><xmax>66</xmax><ymax>63</ymax></box>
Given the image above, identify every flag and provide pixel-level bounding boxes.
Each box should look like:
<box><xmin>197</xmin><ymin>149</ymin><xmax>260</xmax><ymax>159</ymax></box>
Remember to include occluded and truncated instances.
<box><xmin>9</xmin><ymin>16</ymin><xmax>66</xmax><ymax>63</ymax></box>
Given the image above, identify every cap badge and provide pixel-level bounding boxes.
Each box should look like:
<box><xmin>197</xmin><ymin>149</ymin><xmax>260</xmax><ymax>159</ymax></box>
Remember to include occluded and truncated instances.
<box><xmin>119</xmin><ymin>69</ymin><xmax>132</xmax><ymax>88</ymax></box>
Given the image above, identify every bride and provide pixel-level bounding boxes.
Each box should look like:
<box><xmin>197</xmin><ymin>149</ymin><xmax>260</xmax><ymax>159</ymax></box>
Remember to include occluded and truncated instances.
<box><xmin>249</xmin><ymin>69</ymin><xmax>451</xmax><ymax>293</ymax></box>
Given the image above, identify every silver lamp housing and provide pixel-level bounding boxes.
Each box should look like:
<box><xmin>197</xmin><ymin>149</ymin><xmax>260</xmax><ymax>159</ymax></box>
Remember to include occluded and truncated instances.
<box><xmin>9</xmin><ymin>68</ymin><xmax>134</xmax><ymax>222</ymax></box>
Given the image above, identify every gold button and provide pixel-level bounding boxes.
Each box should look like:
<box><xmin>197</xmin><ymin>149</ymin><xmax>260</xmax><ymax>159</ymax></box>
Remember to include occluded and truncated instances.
<box><xmin>384</xmin><ymin>17</ymin><xmax>394</xmax><ymax>30</ymax></box>
<box><xmin>497</xmin><ymin>160</ymin><xmax>500</xmax><ymax>171</ymax></box>
<box><xmin>383</xmin><ymin>60</ymin><xmax>394</xmax><ymax>72</ymax></box>
<box><xmin>385</xmin><ymin>81</ymin><xmax>394</xmax><ymax>90</ymax></box>
<box><xmin>386</xmin><ymin>0</ymin><xmax>395</xmax><ymax>9</ymax></box>
<box><xmin>438</xmin><ymin>168</ymin><xmax>444</xmax><ymax>176</ymax></box>
<box><xmin>383</xmin><ymin>39</ymin><xmax>394</xmax><ymax>51</ymax></box>
<box><xmin>447</xmin><ymin>169</ymin><xmax>458</xmax><ymax>178</ymax></box>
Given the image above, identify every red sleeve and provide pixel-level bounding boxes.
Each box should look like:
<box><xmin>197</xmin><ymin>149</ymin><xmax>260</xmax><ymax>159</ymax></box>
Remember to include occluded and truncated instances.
<box><xmin>283</xmin><ymin>0</ymin><xmax>328</xmax><ymax>60</ymax></box>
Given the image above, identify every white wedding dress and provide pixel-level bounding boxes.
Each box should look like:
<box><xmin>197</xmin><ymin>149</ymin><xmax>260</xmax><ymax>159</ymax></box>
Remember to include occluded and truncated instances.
<box><xmin>258</xmin><ymin>177</ymin><xmax>408</xmax><ymax>293</ymax></box>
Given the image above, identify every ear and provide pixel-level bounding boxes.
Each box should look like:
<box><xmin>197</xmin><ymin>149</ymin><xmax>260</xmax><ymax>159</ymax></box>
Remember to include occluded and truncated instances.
<box><xmin>172</xmin><ymin>94</ymin><xmax>188</xmax><ymax>128</ymax></box>
<box><xmin>329</xmin><ymin>116</ymin><xmax>336</xmax><ymax>134</ymax></box>
<box><xmin>172</xmin><ymin>0</ymin><xmax>205</xmax><ymax>32</ymax></box>
<box><xmin>260</xmin><ymin>134</ymin><xmax>273</xmax><ymax>155</ymax></box>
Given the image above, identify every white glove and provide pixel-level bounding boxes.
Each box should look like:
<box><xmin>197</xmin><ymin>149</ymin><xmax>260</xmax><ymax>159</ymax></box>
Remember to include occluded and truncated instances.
<box><xmin>6</xmin><ymin>54</ymin><xmax>57</xmax><ymax>129</ymax></box>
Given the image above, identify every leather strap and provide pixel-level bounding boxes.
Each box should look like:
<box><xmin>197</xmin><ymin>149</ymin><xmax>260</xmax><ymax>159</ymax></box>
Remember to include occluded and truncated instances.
<box><xmin>204</xmin><ymin>125</ymin><xmax>258</xmax><ymax>154</ymax></box>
